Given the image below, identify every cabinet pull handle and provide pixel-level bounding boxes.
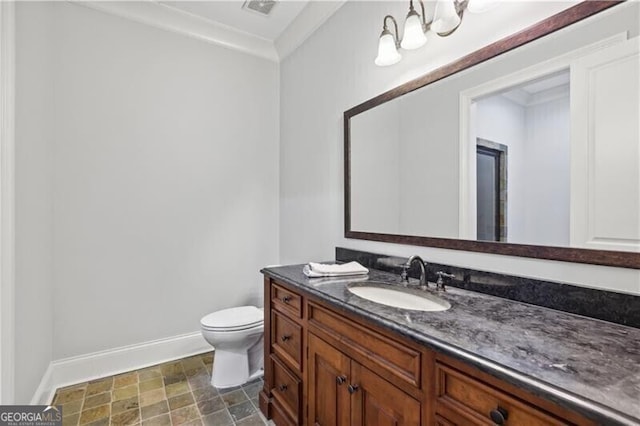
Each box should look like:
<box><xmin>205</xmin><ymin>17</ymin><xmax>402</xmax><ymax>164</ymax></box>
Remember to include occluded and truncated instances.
<box><xmin>278</xmin><ymin>384</ymin><xmax>288</xmax><ymax>392</ymax></box>
<box><xmin>281</xmin><ymin>334</ymin><xmax>291</xmax><ymax>342</ymax></box>
<box><xmin>336</xmin><ymin>375</ymin><xmax>347</xmax><ymax>385</ymax></box>
<box><xmin>489</xmin><ymin>406</ymin><xmax>508</xmax><ymax>425</ymax></box>
<box><xmin>282</xmin><ymin>295</ymin><xmax>292</xmax><ymax>303</ymax></box>
<box><xmin>347</xmin><ymin>384</ymin><xmax>359</xmax><ymax>394</ymax></box>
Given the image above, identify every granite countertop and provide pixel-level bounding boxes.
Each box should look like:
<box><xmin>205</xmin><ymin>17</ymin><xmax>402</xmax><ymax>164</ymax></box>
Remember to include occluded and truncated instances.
<box><xmin>262</xmin><ymin>264</ymin><xmax>640</xmax><ymax>426</ymax></box>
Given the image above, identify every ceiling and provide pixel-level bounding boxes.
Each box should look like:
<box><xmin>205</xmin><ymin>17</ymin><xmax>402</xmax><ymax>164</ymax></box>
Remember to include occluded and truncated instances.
<box><xmin>160</xmin><ymin>1</ymin><xmax>310</xmax><ymax>41</ymax></box>
<box><xmin>520</xmin><ymin>71</ymin><xmax>570</xmax><ymax>94</ymax></box>
<box><xmin>78</xmin><ymin>0</ymin><xmax>346</xmax><ymax>61</ymax></box>
<box><xmin>500</xmin><ymin>70</ymin><xmax>570</xmax><ymax>107</ymax></box>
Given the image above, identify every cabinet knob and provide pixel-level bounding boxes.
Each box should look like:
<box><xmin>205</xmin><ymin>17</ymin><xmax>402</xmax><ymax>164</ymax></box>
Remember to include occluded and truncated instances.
<box><xmin>489</xmin><ymin>407</ymin><xmax>508</xmax><ymax>425</ymax></box>
<box><xmin>347</xmin><ymin>384</ymin><xmax>359</xmax><ymax>394</ymax></box>
<box><xmin>281</xmin><ymin>334</ymin><xmax>291</xmax><ymax>342</ymax></box>
<box><xmin>336</xmin><ymin>375</ymin><xmax>347</xmax><ymax>385</ymax></box>
<box><xmin>278</xmin><ymin>384</ymin><xmax>288</xmax><ymax>392</ymax></box>
<box><xmin>282</xmin><ymin>295</ymin><xmax>292</xmax><ymax>303</ymax></box>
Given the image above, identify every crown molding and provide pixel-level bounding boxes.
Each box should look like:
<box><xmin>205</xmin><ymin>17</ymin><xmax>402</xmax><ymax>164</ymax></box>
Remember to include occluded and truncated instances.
<box><xmin>74</xmin><ymin>1</ymin><xmax>279</xmax><ymax>61</ymax></box>
<box><xmin>502</xmin><ymin>84</ymin><xmax>570</xmax><ymax>107</ymax></box>
<box><xmin>275</xmin><ymin>0</ymin><xmax>347</xmax><ymax>60</ymax></box>
<box><xmin>73</xmin><ymin>1</ymin><xmax>346</xmax><ymax>62</ymax></box>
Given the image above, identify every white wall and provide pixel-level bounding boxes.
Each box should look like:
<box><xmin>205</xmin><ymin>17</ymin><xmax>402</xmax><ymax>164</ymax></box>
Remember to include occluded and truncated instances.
<box><xmin>475</xmin><ymin>93</ymin><xmax>570</xmax><ymax>246</ymax></box>
<box><xmin>351</xmin><ymin>101</ymin><xmax>401</xmax><ymax>233</ymax></box>
<box><xmin>15</xmin><ymin>1</ymin><xmax>280</xmax><ymax>369</ymax></box>
<box><xmin>279</xmin><ymin>1</ymin><xmax>640</xmax><ymax>295</ymax></box>
<box><xmin>50</xmin><ymin>3</ymin><xmax>279</xmax><ymax>359</ymax></box>
<box><xmin>524</xmin><ymin>95</ymin><xmax>570</xmax><ymax>246</ymax></box>
<box><xmin>397</xmin><ymin>82</ymin><xmax>460</xmax><ymax>238</ymax></box>
<box><xmin>14</xmin><ymin>2</ymin><xmax>55</xmax><ymax>403</ymax></box>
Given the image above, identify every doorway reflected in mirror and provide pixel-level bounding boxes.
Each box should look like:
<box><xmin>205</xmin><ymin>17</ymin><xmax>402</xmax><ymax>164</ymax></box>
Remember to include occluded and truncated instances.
<box><xmin>476</xmin><ymin>139</ymin><xmax>507</xmax><ymax>242</ymax></box>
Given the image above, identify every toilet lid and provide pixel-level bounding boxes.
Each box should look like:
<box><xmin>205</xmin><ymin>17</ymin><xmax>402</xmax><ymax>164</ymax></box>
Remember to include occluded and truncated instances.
<box><xmin>200</xmin><ymin>306</ymin><xmax>263</xmax><ymax>330</ymax></box>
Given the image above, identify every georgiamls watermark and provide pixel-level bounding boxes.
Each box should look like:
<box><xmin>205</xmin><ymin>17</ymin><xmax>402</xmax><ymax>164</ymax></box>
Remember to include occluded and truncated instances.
<box><xmin>0</xmin><ymin>405</ymin><xmax>62</xmax><ymax>426</ymax></box>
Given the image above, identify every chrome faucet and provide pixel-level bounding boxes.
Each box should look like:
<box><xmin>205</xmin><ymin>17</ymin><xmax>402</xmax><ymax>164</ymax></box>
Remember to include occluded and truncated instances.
<box><xmin>401</xmin><ymin>255</ymin><xmax>428</xmax><ymax>289</ymax></box>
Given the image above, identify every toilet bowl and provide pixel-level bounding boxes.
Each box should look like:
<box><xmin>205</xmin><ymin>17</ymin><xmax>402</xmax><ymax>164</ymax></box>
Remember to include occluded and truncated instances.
<box><xmin>200</xmin><ymin>306</ymin><xmax>264</xmax><ymax>388</ymax></box>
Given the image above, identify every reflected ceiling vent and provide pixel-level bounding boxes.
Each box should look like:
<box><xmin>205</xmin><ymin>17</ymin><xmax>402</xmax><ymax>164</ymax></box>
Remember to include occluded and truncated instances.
<box><xmin>242</xmin><ymin>0</ymin><xmax>277</xmax><ymax>16</ymax></box>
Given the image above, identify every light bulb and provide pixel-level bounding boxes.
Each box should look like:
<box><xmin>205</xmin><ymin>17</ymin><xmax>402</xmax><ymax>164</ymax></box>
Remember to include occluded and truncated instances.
<box><xmin>375</xmin><ymin>31</ymin><xmax>402</xmax><ymax>66</ymax></box>
<box><xmin>432</xmin><ymin>0</ymin><xmax>461</xmax><ymax>35</ymax></box>
<box><xmin>401</xmin><ymin>11</ymin><xmax>427</xmax><ymax>50</ymax></box>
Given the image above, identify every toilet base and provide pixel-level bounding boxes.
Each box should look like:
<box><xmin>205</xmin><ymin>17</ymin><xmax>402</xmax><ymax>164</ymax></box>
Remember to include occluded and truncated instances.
<box><xmin>247</xmin><ymin>368</ymin><xmax>264</xmax><ymax>383</ymax></box>
<box><xmin>211</xmin><ymin>336</ymin><xmax>264</xmax><ymax>389</ymax></box>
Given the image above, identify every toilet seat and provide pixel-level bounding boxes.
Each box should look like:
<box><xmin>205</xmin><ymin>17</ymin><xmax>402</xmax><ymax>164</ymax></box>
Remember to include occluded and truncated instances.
<box><xmin>201</xmin><ymin>322</ymin><xmax>263</xmax><ymax>332</ymax></box>
<box><xmin>200</xmin><ymin>306</ymin><xmax>264</xmax><ymax>332</ymax></box>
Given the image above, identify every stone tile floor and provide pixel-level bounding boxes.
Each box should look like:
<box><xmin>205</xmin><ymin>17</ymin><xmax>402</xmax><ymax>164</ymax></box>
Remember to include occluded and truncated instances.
<box><xmin>52</xmin><ymin>352</ymin><xmax>273</xmax><ymax>426</ymax></box>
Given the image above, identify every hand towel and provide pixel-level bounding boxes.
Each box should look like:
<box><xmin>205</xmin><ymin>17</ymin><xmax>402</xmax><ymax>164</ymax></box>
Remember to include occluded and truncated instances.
<box><xmin>307</xmin><ymin>274</ymin><xmax>370</xmax><ymax>286</ymax></box>
<box><xmin>303</xmin><ymin>261</ymin><xmax>369</xmax><ymax>278</ymax></box>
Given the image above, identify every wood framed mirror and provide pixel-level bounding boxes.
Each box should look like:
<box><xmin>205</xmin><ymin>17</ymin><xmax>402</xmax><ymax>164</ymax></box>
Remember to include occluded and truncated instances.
<box><xmin>344</xmin><ymin>1</ymin><xmax>639</xmax><ymax>269</ymax></box>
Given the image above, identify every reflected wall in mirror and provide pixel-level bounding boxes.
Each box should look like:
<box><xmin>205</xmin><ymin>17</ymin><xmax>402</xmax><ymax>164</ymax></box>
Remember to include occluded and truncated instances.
<box><xmin>345</xmin><ymin>1</ymin><xmax>640</xmax><ymax>268</ymax></box>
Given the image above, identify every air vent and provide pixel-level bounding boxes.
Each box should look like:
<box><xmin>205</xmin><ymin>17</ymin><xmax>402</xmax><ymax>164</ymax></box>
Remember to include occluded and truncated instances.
<box><xmin>242</xmin><ymin>0</ymin><xmax>277</xmax><ymax>16</ymax></box>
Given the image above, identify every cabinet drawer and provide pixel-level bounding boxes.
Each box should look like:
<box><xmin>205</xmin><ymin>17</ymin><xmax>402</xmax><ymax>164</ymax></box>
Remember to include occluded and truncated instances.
<box><xmin>272</xmin><ymin>283</ymin><xmax>302</xmax><ymax>318</ymax></box>
<box><xmin>270</xmin><ymin>355</ymin><xmax>301</xmax><ymax>425</ymax></box>
<box><xmin>436</xmin><ymin>363</ymin><xmax>569</xmax><ymax>425</ymax></box>
<box><xmin>308</xmin><ymin>302</ymin><xmax>421</xmax><ymax>388</ymax></box>
<box><xmin>435</xmin><ymin>415</ymin><xmax>456</xmax><ymax>426</ymax></box>
<box><xmin>271</xmin><ymin>310</ymin><xmax>303</xmax><ymax>373</ymax></box>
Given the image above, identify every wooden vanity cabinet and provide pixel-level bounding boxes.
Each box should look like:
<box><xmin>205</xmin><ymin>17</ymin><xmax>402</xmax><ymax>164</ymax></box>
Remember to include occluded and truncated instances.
<box><xmin>308</xmin><ymin>333</ymin><xmax>421</xmax><ymax>426</ymax></box>
<box><xmin>260</xmin><ymin>276</ymin><xmax>595</xmax><ymax>426</ymax></box>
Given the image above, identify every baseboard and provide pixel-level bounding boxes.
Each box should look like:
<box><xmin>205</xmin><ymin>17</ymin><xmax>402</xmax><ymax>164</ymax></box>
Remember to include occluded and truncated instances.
<box><xmin>31</xmin><ymin>331</ymin><xmax>209</xmax><ymax>405</ymax></box>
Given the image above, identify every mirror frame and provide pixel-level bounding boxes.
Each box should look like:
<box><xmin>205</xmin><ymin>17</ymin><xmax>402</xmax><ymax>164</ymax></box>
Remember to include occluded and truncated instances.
<box><xmin>344</xmin><ymin>1</ymin><xmax>639</xmax><ymax>269</ymax></box>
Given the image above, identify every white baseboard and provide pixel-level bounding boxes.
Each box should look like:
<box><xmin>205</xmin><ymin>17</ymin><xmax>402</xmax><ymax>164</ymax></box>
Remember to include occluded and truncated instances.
<box><xmin>32</xmin><ymin>331</ymin><xmax>209</xmax><ymax>405</ymax></box>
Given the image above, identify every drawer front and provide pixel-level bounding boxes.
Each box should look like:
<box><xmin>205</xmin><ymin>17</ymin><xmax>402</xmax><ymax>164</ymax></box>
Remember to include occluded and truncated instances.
<box><xmin>435</xmin><ymin>415</ymin><xmax>456</xmax><ymax>426</ymax></box>
<box><xmin>272</xmin><ymin>283</ymin><xmax>302</xmax><ymax>318</ymax></box>
<box><xmin>272</xmin><ymin>310</ymin><xmax>303</xmax><ymax>373</ymax></box>
<box><xmin>308</xmin><ymin>302</ymin><xmax>421</xmax><ymax>388</ymax></box>
<box><xmin>271</xmin><ymin>401</ymin><xmax>297</xmax><ymax>426</ymax></box>
<box><xmin>271</xmin><ymin>355</ymin><xmax>301</xmax><ymax>425</ymax></box>
<box><xmin>436</xmin><ymin>363</ymin><xmax>569</xmax><ymax>426</ymax></box>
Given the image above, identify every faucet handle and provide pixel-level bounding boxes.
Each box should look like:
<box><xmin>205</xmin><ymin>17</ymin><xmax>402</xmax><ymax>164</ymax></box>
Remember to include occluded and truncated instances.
<box><xmin>435</xmin><ymin>271</ymin><xmax>455</xmax><ymax>291</ymax></box>
<box><xmin>400</xmin><ymin>266</ymin><xmax>409</xmax><ymax>283</ymax></box>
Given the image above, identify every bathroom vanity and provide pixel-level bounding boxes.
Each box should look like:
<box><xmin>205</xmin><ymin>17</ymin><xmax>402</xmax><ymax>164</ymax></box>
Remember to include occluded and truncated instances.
<box><xmin>258</xmin><ymin>261</ymin><xmax>640</xmax><ymax>426</ymax></box>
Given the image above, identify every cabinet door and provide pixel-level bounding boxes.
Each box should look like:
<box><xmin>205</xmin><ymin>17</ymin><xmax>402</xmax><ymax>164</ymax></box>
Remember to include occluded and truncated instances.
<box><xmin>308</xmin><ymin>333</ymin><xmax>351</xmax><ymax>426</ymax></box>
<box><xmin>350</xmin><ymin>362</ymin><xmax>421</xmax><ymax>426</ymax></box>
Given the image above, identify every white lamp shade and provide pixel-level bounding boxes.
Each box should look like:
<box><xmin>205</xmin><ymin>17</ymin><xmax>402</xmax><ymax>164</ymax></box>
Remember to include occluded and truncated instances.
<box><xmin>468</xmin><ymin>0</ymin><xmax>499</xmax><ymax>13</ymax></box>
<box><xmin>375</xmin><ymin>32</ymin><xmax>402</xmax><ymax>66</ymax></box>
<box><xmin>431</xmin><ymin>0</ymin><xmax>461</xmax><ymax>35</ymax></box>
<box><xmin>401</xmin><ymin>14</ymin><xmax>427</xmax><ymax>50</ymax></box>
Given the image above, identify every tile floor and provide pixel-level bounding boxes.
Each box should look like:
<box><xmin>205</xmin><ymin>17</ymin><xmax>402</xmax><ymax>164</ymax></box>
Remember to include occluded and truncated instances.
<box><xmin>52</xmin><ymin>352</ymin><xmax>272</xmax><ymax>426</ymax></box>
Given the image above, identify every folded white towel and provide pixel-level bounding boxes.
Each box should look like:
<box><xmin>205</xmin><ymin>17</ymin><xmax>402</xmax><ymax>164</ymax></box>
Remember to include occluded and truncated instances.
<box><xmin>303</xmin><ymin>261</ymin><xmax>369</xmax><ymax>278</ymax></box>
<box><xmin>307</xmin><ymin>274</ymin><xmax>370</xmax><ymax>286</ymax></box>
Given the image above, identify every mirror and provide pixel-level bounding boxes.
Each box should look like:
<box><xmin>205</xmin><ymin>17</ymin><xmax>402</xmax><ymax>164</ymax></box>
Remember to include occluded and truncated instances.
<box><xmin>345</xmin><ymin>2</ymin><xmax>639</xmax><ymax>268</ymax></box>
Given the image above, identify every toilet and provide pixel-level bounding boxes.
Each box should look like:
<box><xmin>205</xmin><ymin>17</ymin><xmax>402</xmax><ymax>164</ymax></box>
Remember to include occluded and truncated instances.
<box><xmin>200</xmin><ymin>306</ymin><xmax>264</xmax><ymax>388</ymax></box>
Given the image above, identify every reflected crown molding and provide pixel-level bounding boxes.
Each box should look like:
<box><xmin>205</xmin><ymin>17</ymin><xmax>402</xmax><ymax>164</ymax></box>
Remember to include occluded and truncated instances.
<box><xmin>73</xmin><ymin>1</ymin><xmax>347</xmax><ymax>62</ymax></box>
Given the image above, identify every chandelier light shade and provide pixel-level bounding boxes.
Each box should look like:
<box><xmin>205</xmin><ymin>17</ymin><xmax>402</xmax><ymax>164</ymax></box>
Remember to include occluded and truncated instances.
<box><xmin>375</xmin><ymin>0</ymin><xmax>496</xmax><ymax>66</ymax></box>
<box><xmin>431</xmin><ymin>0</ymin><xmax>462</xmax><ymax>36</ymax></box>
<box><xmin>375</xmin><ymin>15</ymin><xmax>402</xmax><ymax>66</ymax></box>
<box><xmin>401</xmin><ymin>1</ymin><xmax>428</xmax><ymax>50</ymax></box>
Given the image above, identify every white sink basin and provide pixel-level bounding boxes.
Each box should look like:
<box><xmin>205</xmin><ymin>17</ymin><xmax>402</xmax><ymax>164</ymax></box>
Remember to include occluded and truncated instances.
<box><xmin>348</xmin><ymin>284</ymin><xmax>451</xmax><ymax>312</ymax></box>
